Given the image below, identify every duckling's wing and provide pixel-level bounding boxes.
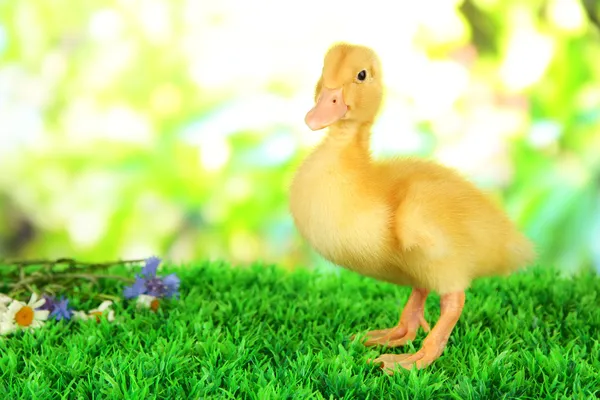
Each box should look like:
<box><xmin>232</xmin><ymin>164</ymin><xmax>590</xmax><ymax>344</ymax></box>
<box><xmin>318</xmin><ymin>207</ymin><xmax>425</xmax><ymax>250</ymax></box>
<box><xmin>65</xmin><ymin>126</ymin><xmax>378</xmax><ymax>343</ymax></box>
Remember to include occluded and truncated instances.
<box><xmin>393</xmin><ymin>181</ymin><xmax>453</xmax><ymax>261</ymax></box>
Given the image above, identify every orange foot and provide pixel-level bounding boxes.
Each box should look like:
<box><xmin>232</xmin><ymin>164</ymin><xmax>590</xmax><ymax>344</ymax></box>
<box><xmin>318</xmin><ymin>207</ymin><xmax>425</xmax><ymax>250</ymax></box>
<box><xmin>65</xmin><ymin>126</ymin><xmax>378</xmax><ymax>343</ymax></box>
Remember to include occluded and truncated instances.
<box><xmin>370</xmin><ymin>291</ymin><xmax>465</xmax><ymax>374</ymax></box>
<box><xmin>355</xmin><ymin>288</ymin><xmax>430</xmax><ymax>348</ymax></box>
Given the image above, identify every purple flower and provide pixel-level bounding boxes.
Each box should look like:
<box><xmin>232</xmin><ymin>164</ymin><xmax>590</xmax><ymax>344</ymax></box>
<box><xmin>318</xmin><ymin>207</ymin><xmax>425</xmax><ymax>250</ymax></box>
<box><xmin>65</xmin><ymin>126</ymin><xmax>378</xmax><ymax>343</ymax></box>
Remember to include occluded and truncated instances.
<box><xmin>50</xmin><ymin>297</ymin><xmax>73</xmax><ymax>321</ymax></box>
<box><xmin>38</xmin><ymin>294</ymin><xmax>57</xmax><ymax>313</ymax></box>
<box><xmin>123</xmin><ymin>256</ymin><xmax>180</xmax><ymax>300</ymax></box>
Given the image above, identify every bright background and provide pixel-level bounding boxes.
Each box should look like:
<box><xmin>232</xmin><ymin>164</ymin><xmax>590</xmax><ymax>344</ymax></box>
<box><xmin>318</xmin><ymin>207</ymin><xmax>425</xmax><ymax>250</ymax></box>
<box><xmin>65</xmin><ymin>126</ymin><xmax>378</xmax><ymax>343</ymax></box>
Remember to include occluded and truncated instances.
<box><xmin>1</xmin><ymin>0</ymin><xmax>599</xmax><ymax>273</ymax></box>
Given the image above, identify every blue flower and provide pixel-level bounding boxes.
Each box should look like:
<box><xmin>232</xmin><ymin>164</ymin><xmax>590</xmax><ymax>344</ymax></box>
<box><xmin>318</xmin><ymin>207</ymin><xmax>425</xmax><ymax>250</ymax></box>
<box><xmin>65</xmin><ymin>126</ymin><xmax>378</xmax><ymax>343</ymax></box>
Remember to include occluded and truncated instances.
<box><xmin>38</xmin><ymin>294</ymin><xmax>73</xmax><ymax>321</ymax></box>
<box><xmin>123</xmin><ymin>256</ymin><xmax>180</xmax><ymax>300</ymax></box>
<box><xmin>162</xmin><ymin>274</ymin><xmax>180</xmax><ymax>299</ymax></box>
<box><xmin>141</xmin><ymin>256</ymin><xmax>161</xmax><ymax>278</ymax></box>
<box><xmin>123</xmin><ymin>276</ymin><xmax>146</xmax><ymax>299</ymax></box>
<box><xmin>50</xmin><ymin>297</ymin><xmax>73</xmax><ymax>321</ymax></box>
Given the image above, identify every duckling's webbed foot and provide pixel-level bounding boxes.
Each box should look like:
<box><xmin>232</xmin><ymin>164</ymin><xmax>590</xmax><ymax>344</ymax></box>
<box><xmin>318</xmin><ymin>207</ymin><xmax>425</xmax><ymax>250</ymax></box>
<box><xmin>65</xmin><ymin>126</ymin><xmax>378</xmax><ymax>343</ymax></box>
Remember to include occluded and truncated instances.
<box><xmin>370</xmin><ymin>291</ymin><xmax>465</xmax><ymax>373</ymax></box>
<box><xmin>358</xmin><ymin>287</ymin><xmax>430</xmax><ymax>348</ymax></box>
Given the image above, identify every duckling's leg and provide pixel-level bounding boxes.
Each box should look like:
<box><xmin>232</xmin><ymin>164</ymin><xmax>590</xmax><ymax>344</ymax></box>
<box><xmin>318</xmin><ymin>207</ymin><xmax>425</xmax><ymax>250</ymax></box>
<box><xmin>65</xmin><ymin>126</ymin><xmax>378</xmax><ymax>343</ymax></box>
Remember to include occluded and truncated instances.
<box><xmin>370</xmin><ymin>291</ymin><xmax>465</xmax><ymax>374</ymax></box>
<box><xmin>358</xmin><ymin>287</ymin><xmax>430</xmax><ymax>347</ymax></box>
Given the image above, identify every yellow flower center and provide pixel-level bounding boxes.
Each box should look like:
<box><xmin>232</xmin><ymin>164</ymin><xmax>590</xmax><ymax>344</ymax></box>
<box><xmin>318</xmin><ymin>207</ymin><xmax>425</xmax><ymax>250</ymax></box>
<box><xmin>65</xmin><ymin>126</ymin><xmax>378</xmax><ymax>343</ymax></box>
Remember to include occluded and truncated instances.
<box><xmin>150</xmin><ymin>299</ymin><xmax>160</xmax><ymax>312</ymax></box>
<box><xmin>15</xmin><ymin>306</ymin><xmax>34</xmax><ymax>327</ymax></box>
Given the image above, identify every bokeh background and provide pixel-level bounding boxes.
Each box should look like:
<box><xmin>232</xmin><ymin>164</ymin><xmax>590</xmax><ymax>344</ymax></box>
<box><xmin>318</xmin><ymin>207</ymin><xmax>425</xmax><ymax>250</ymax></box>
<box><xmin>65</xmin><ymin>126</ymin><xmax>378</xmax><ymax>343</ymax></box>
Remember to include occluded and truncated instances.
<box><xmin>1</xmin><ymin>0</ymin><xmax>599</xmax><ymax>274</ymax></box>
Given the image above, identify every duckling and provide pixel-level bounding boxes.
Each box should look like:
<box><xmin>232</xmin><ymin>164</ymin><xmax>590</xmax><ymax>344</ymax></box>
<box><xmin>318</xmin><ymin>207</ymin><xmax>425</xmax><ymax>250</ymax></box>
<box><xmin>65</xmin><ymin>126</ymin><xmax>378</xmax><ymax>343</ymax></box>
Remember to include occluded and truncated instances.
<box><xmin>288</xmin><ymin>42</ymin><xmax>536</xmax><ymax>373</ymax></box>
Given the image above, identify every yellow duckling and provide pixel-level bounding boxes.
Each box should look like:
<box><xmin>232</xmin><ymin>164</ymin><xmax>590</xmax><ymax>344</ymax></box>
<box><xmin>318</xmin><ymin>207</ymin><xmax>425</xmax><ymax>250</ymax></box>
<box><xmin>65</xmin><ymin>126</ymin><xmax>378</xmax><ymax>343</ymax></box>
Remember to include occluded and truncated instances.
<box><xmin>289</xmin><ymin>42</ymin><xmax>536</xmax><ymax>373</ymax></box>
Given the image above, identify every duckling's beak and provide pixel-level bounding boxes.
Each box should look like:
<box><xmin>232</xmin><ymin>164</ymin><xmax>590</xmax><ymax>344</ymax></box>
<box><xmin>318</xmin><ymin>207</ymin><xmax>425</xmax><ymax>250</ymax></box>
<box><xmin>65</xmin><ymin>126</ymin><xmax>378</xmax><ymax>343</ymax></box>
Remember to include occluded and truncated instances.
<box><xmin>305</xmin><ymin>88</ymin><xmax>348</xmax><ymax>131</ymax></box>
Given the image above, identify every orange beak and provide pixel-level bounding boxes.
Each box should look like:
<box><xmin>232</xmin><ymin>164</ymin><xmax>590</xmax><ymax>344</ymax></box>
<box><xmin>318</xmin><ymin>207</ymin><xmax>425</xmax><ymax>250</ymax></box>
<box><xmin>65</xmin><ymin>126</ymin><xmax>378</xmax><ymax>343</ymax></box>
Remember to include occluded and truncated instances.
<box><xmin>304</xmin><ymin>88</ymin><xmax>348</xmax><ymax>131</ymax></box>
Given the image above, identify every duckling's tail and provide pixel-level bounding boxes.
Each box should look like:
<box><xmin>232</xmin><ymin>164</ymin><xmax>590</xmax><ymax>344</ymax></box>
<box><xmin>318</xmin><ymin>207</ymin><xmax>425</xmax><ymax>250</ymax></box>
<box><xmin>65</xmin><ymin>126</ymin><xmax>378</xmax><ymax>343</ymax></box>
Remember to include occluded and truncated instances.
<box><xmin>505</xmin><ymin>231</ymin><xmax>537</xmax><ymax>273</ymax></box>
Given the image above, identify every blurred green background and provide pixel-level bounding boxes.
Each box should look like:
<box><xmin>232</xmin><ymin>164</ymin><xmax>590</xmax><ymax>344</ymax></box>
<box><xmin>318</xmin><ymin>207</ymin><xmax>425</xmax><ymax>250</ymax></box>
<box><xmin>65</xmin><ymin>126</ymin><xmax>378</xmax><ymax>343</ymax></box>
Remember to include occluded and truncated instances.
<box><xmin>0</xmin><ymin>0</ymin><xmax>599</xmax><ymax>273</ymax></box>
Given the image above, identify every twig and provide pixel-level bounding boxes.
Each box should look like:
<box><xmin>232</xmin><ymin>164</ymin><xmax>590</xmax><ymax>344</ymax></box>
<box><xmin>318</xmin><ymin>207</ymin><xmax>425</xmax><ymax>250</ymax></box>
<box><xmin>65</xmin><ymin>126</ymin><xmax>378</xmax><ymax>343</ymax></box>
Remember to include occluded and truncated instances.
<box><xmin>9</xmin><ymin>273</ymin><xmax>133</xmax><ymax>288</ymax></box>
<box><xmin>54</xmin><ymin>273</ymin><xmax>134</xmax><ymax>283</ymax></box>
<box><xmin>0</xmin><ymin>257</ymin><xmax>147</xmax><ymax>268</ymax></box>
<box><xmin>0</xmin><ymin>257</ymin><xmax>145</xmax><ymax>298</ymax></box>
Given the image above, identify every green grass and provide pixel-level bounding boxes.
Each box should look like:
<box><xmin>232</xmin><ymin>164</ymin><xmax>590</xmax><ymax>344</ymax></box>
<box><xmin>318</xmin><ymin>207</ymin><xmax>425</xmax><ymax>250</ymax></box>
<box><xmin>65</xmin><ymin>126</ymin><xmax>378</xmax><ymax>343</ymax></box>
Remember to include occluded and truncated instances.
<box><xmin>1</xmin><ymin>262</ymin><xmax>600</xmax><ymax>399</ymax></box>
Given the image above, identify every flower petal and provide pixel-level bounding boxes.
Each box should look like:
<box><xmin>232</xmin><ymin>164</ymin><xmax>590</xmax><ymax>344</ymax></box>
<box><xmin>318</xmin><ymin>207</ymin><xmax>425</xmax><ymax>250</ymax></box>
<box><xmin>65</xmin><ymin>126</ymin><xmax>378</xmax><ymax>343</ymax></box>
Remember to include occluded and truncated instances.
<box><xmin>28</xmin><ymin>293</ymin><xmax>40</xmax><ymax>306</ymax></box>
<box><xmin>137</xmin><ymin>295</ymin><xmax>158</xmax><ymax>309</ymax></box>
<box><xmin>136</xmin><ymin>294</ymin><xmax>155</xmax><ymax>308</ymax></box>
<box><xmin>162</xmin><ymin>273</ymin><xmax>180</xmax><ymax>287</ymax></box>
<box><xmin>162</xmin><ymin>273</ymin><xmax>181</xmax><ymax>298</ymax></box>
<box><xmin>31</xmin><ymin>299</ymin><xmax>46</xmax><ymax>309</ymax></box>
<box><xmin>123</xmin><ymin>276</ymin><xmax>146</xmax><ymax>299</ymax></box>
<box><xmin>0</xmin><ymin>321</ymin><xmax>16</xmax><ymax>335</ymax></box>
<box><xmin>72</xmin><ymin>311</ymin><xmax>89</xmax><ymax>320</ymax></box>
<box><xmin>34</xmin><ymin>310</ymin><xmax>50</xmax><ymax>321</ymax></box>
<box><xmin>30</xmin><ymin>319</ymin><xmax>45</xmax><ymax>329</ymax></box>
<box><xmin>38</xmin><ymin>294</ymin><xmax>57</xmax><ymax>312</ymax></box>
<box><xmin>7</xmin><ymin>300</ymin><xmax>24</xmax><ymax>314</ymax></box>
<box><xmin>141</xmin><ymin>256</ymin><xmax>161</xmax><ymax>278</ymax></box>
<box><xmin>89</xmin><ymin>300</ymin><xmax>114</xmax><ymax>314</ymax></box>
<box><xmin>0</xmin><ymin>294</ymin><xmax>12</xmax><ymax>305</ymax></box>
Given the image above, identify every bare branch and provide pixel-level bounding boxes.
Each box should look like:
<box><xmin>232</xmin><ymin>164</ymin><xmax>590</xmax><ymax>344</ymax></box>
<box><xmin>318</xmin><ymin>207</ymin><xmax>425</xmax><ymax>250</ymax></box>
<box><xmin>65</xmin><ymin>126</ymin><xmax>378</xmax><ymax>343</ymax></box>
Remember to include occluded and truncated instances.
<box><xmin>0</xmin><ymin>257</ymin><xmax>144</xmax><ymax>298</ymax></box>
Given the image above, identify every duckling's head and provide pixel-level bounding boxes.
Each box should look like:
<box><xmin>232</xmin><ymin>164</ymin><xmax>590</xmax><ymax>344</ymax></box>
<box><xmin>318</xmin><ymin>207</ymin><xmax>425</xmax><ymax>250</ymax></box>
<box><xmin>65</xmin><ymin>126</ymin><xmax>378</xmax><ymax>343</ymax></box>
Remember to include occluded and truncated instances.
<box><xmin>305</xmin><ymin>43</ymin><xmax>383</xmax><ymax>131</ymax></box>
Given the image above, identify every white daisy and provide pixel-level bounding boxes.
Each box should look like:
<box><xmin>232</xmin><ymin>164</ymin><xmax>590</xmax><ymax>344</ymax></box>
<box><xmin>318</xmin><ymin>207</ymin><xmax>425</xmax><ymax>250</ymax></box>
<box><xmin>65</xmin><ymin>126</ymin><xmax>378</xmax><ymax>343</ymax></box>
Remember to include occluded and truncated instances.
<box><xmin>0</xmin><ymin>294</ymin><xmax>11</xmax><ymax>334</ymax></box>
<box><xmin>136</xmin><ymin>294</ymin><xmax>160</xmax><ymax>312</ymax></box>
<box><xmin>0</xmin><ymin>293</ymin><xmax>11</xmax><ymax>315</ymax></box>
<box><xmin>1</xmin><ymin>293</ymin><xmax>49</xmax><ymax>335</ymax></box>
<box><xmin>0</xmin><ymin>293</ymin><xmax>11</xmax><ymax>305</ymax></box>
<box><xmin>0</xmin><ymin>318</ymin><xmax>15</xmax><ymax>335</ymax></box>
<box><xmin>73</xmin><ymin>300</ymin><xmax>115</xmax><ymax>323</ymax></box>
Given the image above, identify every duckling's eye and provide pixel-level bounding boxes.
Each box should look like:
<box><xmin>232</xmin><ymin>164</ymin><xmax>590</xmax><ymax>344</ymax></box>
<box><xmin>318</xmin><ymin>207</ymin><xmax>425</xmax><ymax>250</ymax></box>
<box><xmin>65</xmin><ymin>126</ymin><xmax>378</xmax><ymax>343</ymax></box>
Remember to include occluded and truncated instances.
<box><xmin>357</xmin><ymin>70</ymin><xmax>367</xmax><ymax>82</ymax></box>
